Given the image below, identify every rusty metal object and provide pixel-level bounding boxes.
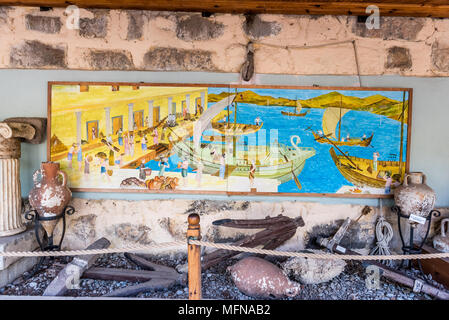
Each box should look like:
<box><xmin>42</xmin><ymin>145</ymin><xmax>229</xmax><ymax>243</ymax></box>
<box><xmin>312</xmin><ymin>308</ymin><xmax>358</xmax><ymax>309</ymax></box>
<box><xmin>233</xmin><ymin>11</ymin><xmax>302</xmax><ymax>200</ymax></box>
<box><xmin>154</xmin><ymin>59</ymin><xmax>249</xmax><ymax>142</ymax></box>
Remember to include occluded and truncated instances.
<box><xmin>433</xmin><ymin>219</ymin><xmax>449</xmax><ymax>253</ymax></box>
<box><xmin>29</xmin><ymin>162</ymin><xmax>72</xmax><ymax>237</ymax></box>
<box><xmin>228</xmin><ymin>256</ymin><xmax>301</xmax><ymax>299</ymax></box>
<box><xmin>318</xmin><ymin>216</ymin><xmax>449</xmax><ymax>300</ymax></box>
<box><xmin>103</xmin><ymin>253</ymin><xmax>183</xmax><ymax>297</ymax></box>
<box><xmin>201</xmin><ymin>215</ymin><xmax>304</xmax><ymax>270</ymax></box>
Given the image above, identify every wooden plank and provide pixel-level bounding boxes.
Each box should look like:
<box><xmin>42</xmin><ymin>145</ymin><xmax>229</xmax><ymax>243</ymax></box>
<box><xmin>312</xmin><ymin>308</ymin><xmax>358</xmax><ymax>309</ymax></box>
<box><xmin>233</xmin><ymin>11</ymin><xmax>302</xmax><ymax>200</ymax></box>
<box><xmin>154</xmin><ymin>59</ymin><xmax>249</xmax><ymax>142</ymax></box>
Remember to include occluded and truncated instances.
<box><xmin>187</xmin><ymin>214</ymin><xmax>202</xmax><ymax>300</ymax></box>
<box><xmin>3</xmin><ymin>1</ymin><xmax>449</xmax><ymax>18</ymax></box>
<box><xmin>82</xmin><ymin>267</ymin><xmax>180</xmax><ymax>282</ymax></box>
<box><xmin>103</xmin><ymin>278</ymin><xmax>177</xmax><ymax>297</ymax></box>
<box><xmin>42</xmin><ymin>238</ymin><xmax>111</xmax><ymax>296</ymax></box>
<box><xmin>413</xmin><ymin>244</ymin><xmax>449</xmax><ymax>290</ymax></box>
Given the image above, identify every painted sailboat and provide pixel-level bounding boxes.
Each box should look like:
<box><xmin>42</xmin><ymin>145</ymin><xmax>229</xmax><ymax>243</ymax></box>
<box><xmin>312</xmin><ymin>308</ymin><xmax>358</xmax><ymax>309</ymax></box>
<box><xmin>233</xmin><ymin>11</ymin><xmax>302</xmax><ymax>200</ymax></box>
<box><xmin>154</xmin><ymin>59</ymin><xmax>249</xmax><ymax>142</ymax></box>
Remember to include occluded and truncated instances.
<box><xmin>173</xmin><ymin>135</ymin><xmax>315</xmax><ymax>186</ymax></box>
<box><xmin>281</xmin><ymin>100</ymin><xmax>309</xmax><ymax>117</ymax></box>
<box><xmin>329</xmin><ymin>147</ymin><xmax>404</xmax><ymax>188</ymax></box>
<box><xmin>311</xmin><ymin>97</ymin><xmax>373</xmax><ymax>147</ymax></box>
<box><xmin>211</xmin><ymin>92</ymin><xmax>263</xmax><ymax>136</ymax></box>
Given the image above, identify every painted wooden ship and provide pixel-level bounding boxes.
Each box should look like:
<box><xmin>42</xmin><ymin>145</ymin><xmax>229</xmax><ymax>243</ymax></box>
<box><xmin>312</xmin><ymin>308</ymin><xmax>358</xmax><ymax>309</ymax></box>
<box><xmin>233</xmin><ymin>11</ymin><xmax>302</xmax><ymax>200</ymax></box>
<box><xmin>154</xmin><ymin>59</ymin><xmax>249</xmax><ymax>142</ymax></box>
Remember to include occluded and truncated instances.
<box><xmin>281</xmin><ymin>100</ymin><xmax>309</xmax><ymax>117</ymax></box>
<box><xmin>311</xmin><ymin>97</ymin><xmax>373</xmax><ymax>147</ymax></box>
<box><xmin>173</xmin><ymin>136</ymin><xmax>316</xmax><ymax>186</ymax></box>
<box><xmin>329</xmin><ymin>147</ymin><xmax>404</xmax><ymax>188</ymax></box>
<box><xmin>211</xmin><ymin>122</ymin><xmax>263</xmax><ymax>136</ymax></box>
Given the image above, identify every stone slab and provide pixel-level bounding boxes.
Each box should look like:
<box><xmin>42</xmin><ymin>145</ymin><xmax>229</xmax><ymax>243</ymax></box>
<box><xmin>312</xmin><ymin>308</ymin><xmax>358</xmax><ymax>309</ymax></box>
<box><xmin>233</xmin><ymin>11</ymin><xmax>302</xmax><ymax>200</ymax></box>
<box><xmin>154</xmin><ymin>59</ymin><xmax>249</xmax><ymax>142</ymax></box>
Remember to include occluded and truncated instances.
<box><xmin>0</xmin><ymin>226</ymin><xmax>38</xmax><ymax>270</ymax></box>
<box><xmin>0</xmin><ymin>256</ymin><xmax>38</xmax><ymax>289</ymax></box>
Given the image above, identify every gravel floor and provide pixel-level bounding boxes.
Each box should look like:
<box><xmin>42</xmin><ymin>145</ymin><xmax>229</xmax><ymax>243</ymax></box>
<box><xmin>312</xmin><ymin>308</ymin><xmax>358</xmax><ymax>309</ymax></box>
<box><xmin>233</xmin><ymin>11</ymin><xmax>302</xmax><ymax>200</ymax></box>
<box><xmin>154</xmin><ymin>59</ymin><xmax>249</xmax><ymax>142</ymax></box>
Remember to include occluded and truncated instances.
<box><xmin>0</xmin><ymin>253</ymin><xmax>446</xmax><ymax>300</ymax></box>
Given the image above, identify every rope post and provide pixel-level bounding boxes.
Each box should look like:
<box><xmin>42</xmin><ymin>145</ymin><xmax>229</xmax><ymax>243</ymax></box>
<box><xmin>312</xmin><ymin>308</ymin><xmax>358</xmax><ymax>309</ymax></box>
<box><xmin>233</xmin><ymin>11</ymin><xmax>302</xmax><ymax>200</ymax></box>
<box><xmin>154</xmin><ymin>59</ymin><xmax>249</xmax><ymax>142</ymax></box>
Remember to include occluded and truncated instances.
<box><xmin>187</xmin><ymin>213</ymin><xmax>202</xmax><ymax>300</ymax></box>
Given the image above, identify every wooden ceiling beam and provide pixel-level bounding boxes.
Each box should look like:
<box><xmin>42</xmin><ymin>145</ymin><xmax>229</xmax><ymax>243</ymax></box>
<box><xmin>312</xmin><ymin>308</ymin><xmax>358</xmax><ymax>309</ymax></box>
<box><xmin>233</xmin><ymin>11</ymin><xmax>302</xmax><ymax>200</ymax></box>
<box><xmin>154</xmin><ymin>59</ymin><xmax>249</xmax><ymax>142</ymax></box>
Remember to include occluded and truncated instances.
<box><xmin>1</xmin><ymin>1</ymin><xmax>449</xmax><ymax>18</ymax></box>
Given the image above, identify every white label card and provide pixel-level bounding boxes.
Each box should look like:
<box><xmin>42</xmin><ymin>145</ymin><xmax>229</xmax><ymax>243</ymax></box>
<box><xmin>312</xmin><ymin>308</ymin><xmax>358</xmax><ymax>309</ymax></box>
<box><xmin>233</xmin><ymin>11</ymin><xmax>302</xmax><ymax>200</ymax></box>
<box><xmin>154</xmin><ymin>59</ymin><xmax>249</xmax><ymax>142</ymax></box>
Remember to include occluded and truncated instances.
<box><xmin>409</xmin><ymin>214</ymin><xmax>426</xmax><ymax>225</ymax></box>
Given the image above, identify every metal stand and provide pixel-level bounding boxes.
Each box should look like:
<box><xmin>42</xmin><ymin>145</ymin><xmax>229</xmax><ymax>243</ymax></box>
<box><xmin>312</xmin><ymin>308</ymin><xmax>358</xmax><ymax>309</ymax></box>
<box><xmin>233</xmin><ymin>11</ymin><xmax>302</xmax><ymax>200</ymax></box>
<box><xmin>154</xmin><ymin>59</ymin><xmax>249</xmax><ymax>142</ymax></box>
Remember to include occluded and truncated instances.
<box><xmin>392</xmin><ymin>205</ymin><xmax>440</xmax><ymax>275</ymax></box>
<box><xmin>24</xmin><ymin>206</ymin><xmax>75</xmax><ymax>278</ymax></box>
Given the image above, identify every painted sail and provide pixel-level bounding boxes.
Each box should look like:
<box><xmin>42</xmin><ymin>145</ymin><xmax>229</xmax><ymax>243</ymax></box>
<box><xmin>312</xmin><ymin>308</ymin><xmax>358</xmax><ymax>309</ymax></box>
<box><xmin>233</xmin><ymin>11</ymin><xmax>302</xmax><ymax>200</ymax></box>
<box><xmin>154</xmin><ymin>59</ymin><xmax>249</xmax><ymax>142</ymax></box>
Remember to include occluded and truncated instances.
<box><xmin>322</xmin><ymin>107</ymin><xmax>351</xmax><ymax>140</ymax></box>
<box><xmin>296</xmin><ymin>100</ymin><xmax>302</xmax><ymax>113</ymax></box>
<box><xmin>193</xmin><ymin>94</ymin><xmax>236</xmax><ymax>151</ymax></box>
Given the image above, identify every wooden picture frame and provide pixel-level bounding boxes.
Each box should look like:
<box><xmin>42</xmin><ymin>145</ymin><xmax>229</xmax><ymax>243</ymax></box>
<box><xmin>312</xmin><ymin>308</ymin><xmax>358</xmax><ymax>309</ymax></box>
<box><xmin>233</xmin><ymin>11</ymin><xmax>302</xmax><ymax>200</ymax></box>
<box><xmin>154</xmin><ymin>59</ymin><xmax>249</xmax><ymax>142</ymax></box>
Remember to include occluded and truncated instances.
<box><xmin>47</xmin><ymin>81</ymin><xmax>412</xmax><ymax>198</ymax></box>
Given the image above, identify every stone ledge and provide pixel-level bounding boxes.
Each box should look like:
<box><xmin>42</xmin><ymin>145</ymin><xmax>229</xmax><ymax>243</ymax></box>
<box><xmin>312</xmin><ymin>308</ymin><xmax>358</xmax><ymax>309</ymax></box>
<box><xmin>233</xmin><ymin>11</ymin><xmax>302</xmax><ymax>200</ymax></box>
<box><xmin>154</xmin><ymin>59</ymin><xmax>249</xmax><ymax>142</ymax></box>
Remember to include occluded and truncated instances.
<box><xmin>0</xmin><ymin>226</ymin><xmax>38</xmax><ymax>271</ymax></box>
<box><xmin>0</xmin><ymin>256</ymin><xmax>38</xmax><ymax>289</ymax></box>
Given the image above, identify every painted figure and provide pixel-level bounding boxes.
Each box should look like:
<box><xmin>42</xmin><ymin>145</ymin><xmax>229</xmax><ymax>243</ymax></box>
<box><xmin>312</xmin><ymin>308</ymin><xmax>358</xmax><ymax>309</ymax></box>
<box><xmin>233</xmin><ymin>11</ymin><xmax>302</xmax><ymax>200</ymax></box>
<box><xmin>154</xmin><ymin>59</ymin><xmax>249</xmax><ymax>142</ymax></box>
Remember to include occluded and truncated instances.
<box><xmin>109</xmin><ymin>150</ymin><xmax>115</xmax><ymax>166</ymax></box>
<box><xmin>100</xmin><ymin>158</ymin><xmax>107</xmax><ymax>176</ymax></box>
<box><xmin>115</xmin><ymin>153</ymin><xmax>123</xmax><ymax>167</ymax></box>
<box><xmin>67</xmin><ymin>144</ymin><xmax>75</xmax><ymax>169</ymax></box>
<box><xmin>373</xmin><ymin>152</ymin><xmax>380</xmax><ymax>173</ymax></box>
<box><xmin>117</xmin><ymin>128</ymin><xmax>123</xmax><ymax>146</ymax></box>
<box><xmin>130</xmin><ymin>134</ymin><xmax>135</xmax><ymax>157</ymax></box>
<box><xmin>124</xmin><ymin>133</ymin><xmax>129</xmax><ymax>155</ymax></box>
<box><xmin>195</xmin><ymin>160</ymin><xmax>204</xmax><ymax>187</ymax></box>
<box><xmin>181</xmin><ymin>158</ymin><xmax>189</xmax><ymax>186</ymax></box>
<box><xmin>159</xmin><ymin>157</ymin><xmax>169</xmax><ymax>176</ymax></box>
<box><xmin>77</xmin><ymin>144</ymin><xmax>83</xmax><ymax>171</ymax></box>
<box><xmin>91</xmin><ymin>127</ymin><xmax>97</xmax><ymax>140</ymax></box>
<box><xmin>84</xmin><ymin>155</ymin><xmax>90</xmax><ymax>176</ymax></box>
<box><xmin>141</xmin><ymin>136</ymin><xmax>147</xmax><ymax>151</ymax></box>
<box><xmin>249</xmin><ymin>160</ymin><xmax>256</xmax><ymax>188</ymax></box>
<box><xmin>139</xmin><ymin>160</ymin><xmax>146</xmax><ymax>180</ymax></box>
<box><xmin>153</xmin><ymin>128</ymin><xmax>159</xmax><ymax>146</ymax></box>
<box><xmin>255</xmin><ymin>116</ymin><xmax>261</xmax><ymax>126</ymax></box>
<box><xmin>106</xmin><ymin>135</ymin><xmax>113</xmax><ymax>145</ymax></box>
<box><xmin>384</xmin><ymin>172</ymin><xmax>392</xmax><ymax>194</ymax></box>
<box><xmin>219</xmin><ymin>153</ymin><xmax>226</xmax><ymax>180</ymax></box>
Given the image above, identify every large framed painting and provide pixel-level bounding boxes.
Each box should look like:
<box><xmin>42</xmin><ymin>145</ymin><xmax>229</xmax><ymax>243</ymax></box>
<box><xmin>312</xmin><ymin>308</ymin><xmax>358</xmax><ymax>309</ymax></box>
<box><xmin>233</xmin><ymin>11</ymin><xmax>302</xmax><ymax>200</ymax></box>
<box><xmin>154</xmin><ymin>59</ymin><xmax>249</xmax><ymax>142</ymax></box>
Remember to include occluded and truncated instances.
<box><xmin>48</xmin><ymin>82</ymin><xmax>412</xmax><ymax>198</ymax></box>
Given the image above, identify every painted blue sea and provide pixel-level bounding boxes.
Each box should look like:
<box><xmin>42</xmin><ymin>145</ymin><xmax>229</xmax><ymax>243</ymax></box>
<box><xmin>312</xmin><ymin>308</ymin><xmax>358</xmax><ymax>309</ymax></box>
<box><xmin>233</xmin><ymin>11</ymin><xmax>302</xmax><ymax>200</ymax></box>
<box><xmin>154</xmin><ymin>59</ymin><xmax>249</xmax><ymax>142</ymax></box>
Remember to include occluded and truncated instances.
<box><xmin>144</xmin><ymin>87</ymin><xmax>408</xmax><ymax>194</ymax></box>
<box><xmin>207</xmin><ymin>88</ymin><xmax>409</xmax><ymax>194</ymax></box>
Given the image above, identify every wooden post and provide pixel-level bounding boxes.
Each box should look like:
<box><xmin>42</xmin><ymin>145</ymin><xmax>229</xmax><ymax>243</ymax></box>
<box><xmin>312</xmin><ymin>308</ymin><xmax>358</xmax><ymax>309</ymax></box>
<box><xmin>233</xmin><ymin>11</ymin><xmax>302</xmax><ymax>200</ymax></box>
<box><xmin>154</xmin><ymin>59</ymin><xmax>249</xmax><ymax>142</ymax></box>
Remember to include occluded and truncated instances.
<box><xmin>187</xmin><ymin>213</ymin><xmax>201</xmax><ymax>300</ymax></box>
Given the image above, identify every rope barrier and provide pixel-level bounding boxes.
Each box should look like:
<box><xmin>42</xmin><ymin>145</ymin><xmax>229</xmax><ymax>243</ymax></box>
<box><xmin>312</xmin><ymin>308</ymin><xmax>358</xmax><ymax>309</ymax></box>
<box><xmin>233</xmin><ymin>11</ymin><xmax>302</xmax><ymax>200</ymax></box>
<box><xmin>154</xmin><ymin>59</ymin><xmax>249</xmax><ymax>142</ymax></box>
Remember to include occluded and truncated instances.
<box><xmin>188</xmin><ymin>240</ymin><xmax>449</xmax><ymax>261</ymax></box>
<box><xmin>0</xmin><ymin>241</ymin><xmax>185</xmax><ymax>257</ymax></box>
<box><xmin>0</xmin><ymin>239</ymin><xmax>448</xmax><ymax>261</ymax></box>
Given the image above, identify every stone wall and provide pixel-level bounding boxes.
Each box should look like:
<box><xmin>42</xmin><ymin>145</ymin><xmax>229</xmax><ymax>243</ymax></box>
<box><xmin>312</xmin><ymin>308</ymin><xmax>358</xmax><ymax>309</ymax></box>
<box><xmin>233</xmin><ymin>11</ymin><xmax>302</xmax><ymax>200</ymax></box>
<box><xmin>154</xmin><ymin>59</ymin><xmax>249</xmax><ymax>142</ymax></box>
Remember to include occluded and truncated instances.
<box><xmin>38</xmin><ymin>198</ymin><xmax>448</xmax><ymax>256</ymax></box>
<box><xmin>0</xmin><ymin>6</ymin><xmax>448</xmax><ymax>76</ymax></box>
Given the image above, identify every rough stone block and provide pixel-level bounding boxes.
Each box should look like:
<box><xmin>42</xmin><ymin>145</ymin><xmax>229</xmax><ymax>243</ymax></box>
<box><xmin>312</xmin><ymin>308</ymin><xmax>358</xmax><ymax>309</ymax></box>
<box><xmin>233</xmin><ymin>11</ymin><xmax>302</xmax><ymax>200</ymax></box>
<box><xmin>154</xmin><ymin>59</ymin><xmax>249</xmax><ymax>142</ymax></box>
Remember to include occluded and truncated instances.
<box><xmin>88</xmin><ymin>49</ymin><xmax>134</xmax><ymax>70</ymax></box>
<box><xmin>351</xmin><ymin>16</ymin><xmax>425</xmax><ymax>41</ymax></box>
<box><xmin>432</xmin><ymin>41</ymin><xmax>449</xmax><ymax>72</ymax></box>
<box><xmin>10</xmin><ymin>40</ymin><xmax>66</xmax><ymax>68</ymax></box>
<box><xmin>0</xmin><ymin>226</ymin><xmax>38</xmax><ymax>271</ymax></box>
<box><xmin>79</xmin><ymin>11</ymin><xmax>108</xmax><ymax>39</ymax></box>
<box><xmin>25</xmin><ymin>15</ymin><xmax>61</xmax><ymax>34</ymax></box>
<box><xmin>176</xmin><ymin>14</ymin><xmax>224</xmax><ymax>41</ymax></box>
<box><xmin>0</xmin><ymin>256</ymin><xmax>37</xmax><ymax>289</ymax></box>
<box><xmin>243</xmin><ymin>14</ymin><xmax>281</xmax><ymax>39</ymax></box>
<box><xmin>0</xmin><ymin>6</ymin><xmax>11</xmax><ymax>24</ymax></box>
<box><xmin>385</xmin><ymin>46</ymin><xmax>412</xmax><ymax>70</ymax></box>
<box><xmin>127</xmin><ymin>11</ymin><xmax>147</xmax><ymax>40</ymax></box>
<box><xmin>0</xmin><ymin>227</ymin><xmax>39</xmax><ymax>270</ymax></box>
<box><xmin>143</xmin><ymin>47</ymin><xmax>217</xmax><ymax>71</ymax></box>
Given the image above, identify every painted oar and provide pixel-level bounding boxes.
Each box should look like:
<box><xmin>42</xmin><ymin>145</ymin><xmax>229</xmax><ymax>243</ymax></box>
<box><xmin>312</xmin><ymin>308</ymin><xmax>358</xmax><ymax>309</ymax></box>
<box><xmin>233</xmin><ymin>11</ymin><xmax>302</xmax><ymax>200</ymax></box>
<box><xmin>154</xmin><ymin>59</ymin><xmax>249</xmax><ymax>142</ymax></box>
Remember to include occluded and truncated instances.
<box><xmin>278</xmin><ymin>148</ymin><xmax>302</xmax><ymax>190</ymax></box>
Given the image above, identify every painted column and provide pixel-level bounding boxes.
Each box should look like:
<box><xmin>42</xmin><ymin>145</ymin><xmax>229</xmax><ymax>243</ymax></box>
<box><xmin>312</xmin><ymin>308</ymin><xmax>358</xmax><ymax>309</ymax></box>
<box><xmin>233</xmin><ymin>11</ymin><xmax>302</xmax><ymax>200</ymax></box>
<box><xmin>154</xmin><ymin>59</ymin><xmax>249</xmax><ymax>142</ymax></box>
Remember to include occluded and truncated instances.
<box><xmin>0</xmin><ymin>120</ymin><xmax>43</xmax><ymax>237</ymax></box>
<box><xmin>75</xmin><ymin>111</ymin><xmax>82</xmax><ymax>145</ymax></box>
<box><xmin>105</xmin><ymin>107</ymin><xmax>111</xmax><ymax>136</ymax></box>
<box><xmin>168</xmin><ymin>97</ymin><xmax>173</xmax><ymax>115</ymax></box>
<box><xmin>185</xmin><ymin>94</ymin><xmax>191</xmax><ymax>114</ymax></box>
<box><xmin>148</xmin><ymin>100</ymin><xmax>154</xmax><ymax>126</ymax></box>
<box><xmin>128</xmin><ymin>103</ymin><xmax>134</xmax><ymax>131</ymax></box>
<box><xmin>201</xmin><ymin>92</ymin><xmax>206</xmax><ymax>111</ymax></box>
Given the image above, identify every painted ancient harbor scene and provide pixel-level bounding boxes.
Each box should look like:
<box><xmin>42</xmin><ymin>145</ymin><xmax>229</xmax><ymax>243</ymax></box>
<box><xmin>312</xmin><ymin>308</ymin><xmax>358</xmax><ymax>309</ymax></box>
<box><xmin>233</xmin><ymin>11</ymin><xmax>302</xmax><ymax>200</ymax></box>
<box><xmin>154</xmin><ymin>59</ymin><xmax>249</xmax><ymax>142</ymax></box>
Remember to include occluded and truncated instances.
<box><xmin>48</xmin><ymin>83</ymin><xmax>411</xmax><ymax>196</ymax></box>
